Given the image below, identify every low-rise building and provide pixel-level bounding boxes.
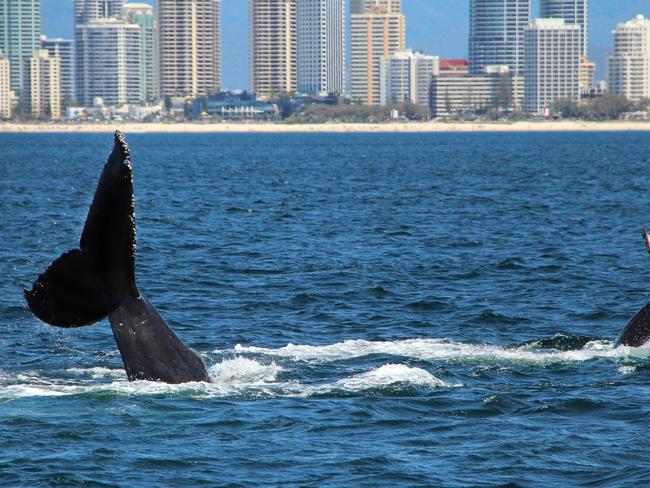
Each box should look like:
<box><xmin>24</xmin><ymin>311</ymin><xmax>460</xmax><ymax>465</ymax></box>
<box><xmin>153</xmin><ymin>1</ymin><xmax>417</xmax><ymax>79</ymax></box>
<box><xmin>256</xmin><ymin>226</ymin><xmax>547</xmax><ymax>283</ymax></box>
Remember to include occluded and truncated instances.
<box><xmin>430</xmin><ymin>65</ymin><xmax>523</xmax><ymax>118</ymax></box>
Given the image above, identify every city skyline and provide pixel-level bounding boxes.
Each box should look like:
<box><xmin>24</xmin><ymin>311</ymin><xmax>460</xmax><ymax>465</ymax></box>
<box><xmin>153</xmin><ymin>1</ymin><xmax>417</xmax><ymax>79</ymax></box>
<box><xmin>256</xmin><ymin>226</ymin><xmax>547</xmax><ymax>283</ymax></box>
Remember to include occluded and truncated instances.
<box><xmin>41</xmin><ymin>0</ymin><xmax>650</xmax><ymax>88</ymax></box>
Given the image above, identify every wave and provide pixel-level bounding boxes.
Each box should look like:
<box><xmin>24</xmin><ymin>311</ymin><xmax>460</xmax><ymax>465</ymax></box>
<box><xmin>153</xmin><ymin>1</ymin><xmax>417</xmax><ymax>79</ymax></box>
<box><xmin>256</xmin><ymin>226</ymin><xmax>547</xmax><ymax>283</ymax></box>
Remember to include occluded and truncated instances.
<box><xmin>233</xmin><ymin>336</ymin><xmax>650</xmax><ymax>366</ymax></box>
<box><xmin>0</xmin><ymin>359</ymin><xmax>453</xmax><ymax>401</ymax></box>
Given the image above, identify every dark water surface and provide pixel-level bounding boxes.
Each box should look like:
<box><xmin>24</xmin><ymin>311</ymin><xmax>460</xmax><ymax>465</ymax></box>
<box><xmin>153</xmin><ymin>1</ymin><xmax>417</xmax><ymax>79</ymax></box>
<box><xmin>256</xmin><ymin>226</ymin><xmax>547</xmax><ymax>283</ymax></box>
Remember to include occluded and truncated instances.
<box><xmin>2</xmin><ymin>132</ymin><xmax>650</xmax><ymax>487</ymax></box>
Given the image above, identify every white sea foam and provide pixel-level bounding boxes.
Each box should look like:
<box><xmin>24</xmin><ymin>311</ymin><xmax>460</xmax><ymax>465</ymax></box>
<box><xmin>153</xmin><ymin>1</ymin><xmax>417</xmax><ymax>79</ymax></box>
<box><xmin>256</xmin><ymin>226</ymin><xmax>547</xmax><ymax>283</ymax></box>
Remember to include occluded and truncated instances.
<box><xmin>0</xmin><ymin>359</ymin><xmax>453</xmax><ymax>401</ymax></box>
<box><xmin>67</xmin><ymin>367</ymin><xmax>127</xmax><ymax>380</ymax></box>
<box><xmin>233</xmin><ymin>337</ymin><xmax>650</xmax><ymax>365</ymax></box>
<box><xmin>209</xmin><ymin>357</ymin><xmax>281</xmax><ymax>384</ymax></box>
<box><xmin>327</xmin><ymin>364</ymin><xmax>456</xmax><ymax>391</ymax></box>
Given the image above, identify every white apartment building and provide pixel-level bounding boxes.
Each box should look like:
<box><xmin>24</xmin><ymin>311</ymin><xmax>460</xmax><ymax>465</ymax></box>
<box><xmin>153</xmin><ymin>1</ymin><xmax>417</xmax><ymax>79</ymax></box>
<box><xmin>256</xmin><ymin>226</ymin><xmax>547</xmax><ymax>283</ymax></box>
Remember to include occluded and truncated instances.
<box><xmin>22</xmin><ymin>49</ymin><xmax>61</xmax><ymax>118</ymax></box>
<box><xmin>41</xmin><ymin>36</ymin><xmax>74</xmax><ymax>102</ymax></box>
<box><xmin>124</xmin><ymin>3</ymin><xmax>157</xmax><ymax>101</ymax></box>
<box><xmin>0</xmin><ymin>52</ymin><xmax>11</xmax><ymax>118</ymax></box>
<box><xmin>350</xmin><ymin>8</ymin><xmax>405</xmax><ymax>105</ymax></box>
<box><xmin>297</xmin><ymin>0</ymin><xmax>345</xmax><ymax>95</ymax></box>
<box><xmin>380</xmin><ymin>49</ymin><xmax>439</xmax><ymax>106</ymax></box>
<box><xmin>350</xmin><ymin>0</ymin><xmax>400</xmax><ymax>14</ymax></box>
<box><xmin>250</xmin><ymin>0</ymin><xmax>296</xmax><ymax>99</ymax></box>
<box><xmin>608</xmin><ymin>15</ymin><xmax>650</xmax><ymax>102</ymax></box>
<box><xmin>430</xmin><ymin>65</ymin><xmax>523</xmax><ymax>118</ymax></box>
<box><xmin>524</xmin><ymin>18</ymin><xmax>581</xmax><ymax>113</ymax></box>
<box><xmin>158</xmin><ymin>0</ymin><xmax>221</xmax><ymax>98</ymax></box>
<box><xmin>540</xmin><ymin>0</ymin><xmax>588</xmax><ymax>58</ymax></box>
<box><xmin>76</xmin><ymin>18</ymin><xmax>142</xmax><ymax>106</ymax></box>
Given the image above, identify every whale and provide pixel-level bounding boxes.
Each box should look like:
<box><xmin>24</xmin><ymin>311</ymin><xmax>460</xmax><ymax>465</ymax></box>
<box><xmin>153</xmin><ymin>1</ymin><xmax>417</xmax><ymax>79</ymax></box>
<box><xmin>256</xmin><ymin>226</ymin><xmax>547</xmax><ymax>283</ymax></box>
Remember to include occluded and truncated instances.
<box><xmin>614</xmin><ymin>225</ymin><xmax>650</xmax><ymax>348</ymax></box>
<box><xmin>24</xmin><ymin>131</ymin><xmax>211</xmax><ymax>383</ymax></box>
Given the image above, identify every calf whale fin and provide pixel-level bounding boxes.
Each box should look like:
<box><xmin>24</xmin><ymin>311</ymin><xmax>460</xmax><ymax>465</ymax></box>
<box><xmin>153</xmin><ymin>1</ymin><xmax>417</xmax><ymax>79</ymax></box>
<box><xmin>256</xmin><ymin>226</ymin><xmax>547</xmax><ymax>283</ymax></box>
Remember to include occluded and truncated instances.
<box><xmin>24</xmin><ymin>131</ymin><xmax>135</xmax><ymax>326</ymax></box>
<box><xmin>614</xmin><ymin>225</ymin><xmax>650</xmax><ymax>348</ymax></box>
<box><xmin>25</xmin><ymin>131</ymin><xmax>211</xmax><ymax>383</ymax></box>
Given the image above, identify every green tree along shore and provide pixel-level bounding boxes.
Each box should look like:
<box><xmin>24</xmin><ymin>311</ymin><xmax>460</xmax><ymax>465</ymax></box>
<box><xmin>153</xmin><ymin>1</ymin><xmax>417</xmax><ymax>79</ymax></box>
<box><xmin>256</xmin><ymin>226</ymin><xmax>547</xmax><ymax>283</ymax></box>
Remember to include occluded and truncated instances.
<box><xmin>552</xmin><ymin>94</ymin><xmax>650</xmax><ymax>120</ymax></box>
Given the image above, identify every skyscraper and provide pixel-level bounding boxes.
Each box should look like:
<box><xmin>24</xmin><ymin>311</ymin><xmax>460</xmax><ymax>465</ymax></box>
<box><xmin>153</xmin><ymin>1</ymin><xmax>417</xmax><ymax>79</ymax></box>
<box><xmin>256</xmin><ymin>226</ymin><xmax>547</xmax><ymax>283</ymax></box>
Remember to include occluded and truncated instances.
<box><xmin>0</xmin><ymin>0</ymin><xmax>41</xmax><ymax>94</ymax></box>
<box><xmin>379</xmin><ymin>49</ymin><xmax>438</xmax><ymax>106</ymax></box>
<box><xmin>22</xmin><ymin>49</ymin><xmax>61</xmax><ymax>118</ymax></box>
<box><xmin>124</xmin><ymin>3</ymin><xmax>157</xmax><ymax>101</ymax></box>
<box><xmin>250</xmin><ymin>0</ymin><xmax>296</xmax><ymax>99</ymax></box>
<box><xmin>524</xmin><ymin>18</ymin><xmax>581</xmax><ymax>113</ymax></box>
<box><xmin>469</xmin><ymin>0</ymin><xmax>530</xmax><ymax>75</ymax></box>
<box><xmin>0</xmin><ymin>51</ymin><xmax>11</xmax><ymax>118</ymax></box>
<box><xmin>296</xmin><ymin>0</ymin><xmax>345</xmax><ymax>95</ymax></box>
<box><xmin>41</xmin><ymin>36</ymin><xmax>75</xmax><ymax>103</ymax></box>
<box><xmin>350</xmin><ymin>4</ymin><xmax>405</xmax><ymax>105</ymax></box>
<box><xmin>350</xmin><ymin>0</ymin><xmax>400</xmax><ymax>14</ymax></box>
<box><xmin>76</xmin><ymin>18</ymin><xmax>142</xmax><ymax>105</ymax></box>
<box><xmin>608</xmin><ymin>15</ymin><xmax>650</xmax><ymax>102</ymax></box>
<box><xmin>74</xmin><ymin>0</ymin><xmax>124</xmax><ymax>24</ymax></box>
<box><xmin>540</xmin><ymin>0</ymin><xmax>588</xmax><ymax>58</ymax></box>
<box><xmin>158</xmin><ymin>0</ymin><xmax>221</xmax><ymax>98</ymax></box>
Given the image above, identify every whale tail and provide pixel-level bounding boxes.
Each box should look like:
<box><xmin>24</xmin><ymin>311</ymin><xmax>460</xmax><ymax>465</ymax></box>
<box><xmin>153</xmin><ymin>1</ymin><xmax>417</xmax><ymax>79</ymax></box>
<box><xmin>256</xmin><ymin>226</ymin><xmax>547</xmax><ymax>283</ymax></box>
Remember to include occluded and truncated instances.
<box><xmin>24</xmin><ymin>131</ymin><xmax>139</xmax><ymax>327</ymax></box>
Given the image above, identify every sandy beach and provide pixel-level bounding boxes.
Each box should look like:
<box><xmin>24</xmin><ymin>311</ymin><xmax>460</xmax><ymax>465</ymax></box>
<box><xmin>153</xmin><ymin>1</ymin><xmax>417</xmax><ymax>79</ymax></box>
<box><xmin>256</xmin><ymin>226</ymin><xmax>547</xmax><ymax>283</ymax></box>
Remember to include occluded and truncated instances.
<box><xmin>1</xmin><ymin>120</ymin><xmax>650</xmax><ymax>133</ymax></box>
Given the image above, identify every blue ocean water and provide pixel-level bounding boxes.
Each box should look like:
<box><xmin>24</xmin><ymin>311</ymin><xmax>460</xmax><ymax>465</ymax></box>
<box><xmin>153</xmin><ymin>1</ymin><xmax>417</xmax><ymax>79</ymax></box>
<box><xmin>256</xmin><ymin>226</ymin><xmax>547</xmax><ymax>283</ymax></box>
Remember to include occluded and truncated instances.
<box><xmin>2</xmin><ymin>131</ymin><xmax>650</xmax><ymax>487</ymax></box>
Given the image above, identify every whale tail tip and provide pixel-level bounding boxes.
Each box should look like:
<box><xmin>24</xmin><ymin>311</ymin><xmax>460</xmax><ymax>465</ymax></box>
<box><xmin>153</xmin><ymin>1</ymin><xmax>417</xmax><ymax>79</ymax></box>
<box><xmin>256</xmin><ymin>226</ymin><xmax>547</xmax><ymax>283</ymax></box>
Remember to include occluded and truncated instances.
<box><xmin>25</xmin><ymin>131</ymin><xmax>137</xmax><ymax>327</ymax></box>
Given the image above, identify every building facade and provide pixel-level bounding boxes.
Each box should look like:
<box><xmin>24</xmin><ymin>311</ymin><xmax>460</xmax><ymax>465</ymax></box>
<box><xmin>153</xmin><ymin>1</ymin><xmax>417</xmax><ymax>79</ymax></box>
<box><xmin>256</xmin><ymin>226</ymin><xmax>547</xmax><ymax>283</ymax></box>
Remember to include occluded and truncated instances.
<box><xmin>22</xmin><ymin>49</ymin><xmax>61</xmax><ymax>118</ymax></box>
<box><xmin>524</xmin><ymin>18</ymin><xmax>581</xmax><ymax>113</ymax></box>
<box><xmin>350</xmin><ymin>0</ymin><xmax>400</xmax><ymax>14</ymax></box>
<box><xmin>158</xmin><ymin>0</ymin><xmax>221</xmax><ymax>98</ymax></box>
<box><xmin>250</xmin><ymin>0</ymin><xmax>296</xmax><ymax>99</ymax></box>
<box><xmin>0</xmin><ymin>0</ymin><xmax>41</xmax><ymax>94</ymax></box>
<box><xmin>608</xmin><ymin>15</ymin><xmax>650</xmax><ymax>102</ymax></box>
<box><xmin>350</xmin><ymin>8</ymin><xmax>405</xmax><ymax>105</ymax></box>
<box><xmin>540</xmin><ymin>0</ymin><xmax>588</xmax><ymax>58</ymax></box>
<box><xmin>380</xmin><ymin>49</ymin><xmax>439</xmax><ymax>106</ymax></box>
<box><xmin>76</xmin><ymin>18</ymin><xmax>142</xmax><ymax>106</ymax></box>
<box><xmin>124</xmin><ymin>3</ymin><xmax>157</xmax><ymax>101</ymax></box>
<box><xmin>430</xmin><ymin>66</ymin><xmax>523</xmax><ymax>117</ymax></box>
<box><xmin>41</xmin><ymin>36</ymin><xmax>75</xmax><ymax>103</ymax></box>
<box><xmin>469</xmin><ymin>0</ymin><xmax>530</xmax><ymax>75</ymax></box>
<box><xmin>296</xmin><ymin>0</ymin><xmax>345</xmax><ymax>95</ymax></box>
<box><xmin>0</xmin><ymin>52</ymin><xmax>11</xmax><ymax>118</ymax></box>
<box><xmin>74</xmin><ymin>0</ymin><xmax>124</xmax><ymax>24</ymax></box>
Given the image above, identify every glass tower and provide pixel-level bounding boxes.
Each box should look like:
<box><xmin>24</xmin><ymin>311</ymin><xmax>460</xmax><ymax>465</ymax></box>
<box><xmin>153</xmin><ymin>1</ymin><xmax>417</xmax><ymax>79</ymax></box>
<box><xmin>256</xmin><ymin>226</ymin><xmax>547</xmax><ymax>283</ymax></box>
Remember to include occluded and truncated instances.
<box><xmin>469</xmin><ymin>0</ymin><xmax>531</xmax><ymax>75</ymax></box>
<box><xmin>0</xmin><ymin>0</ymin><xmax>41</xmax><ymax>94</ymax></box>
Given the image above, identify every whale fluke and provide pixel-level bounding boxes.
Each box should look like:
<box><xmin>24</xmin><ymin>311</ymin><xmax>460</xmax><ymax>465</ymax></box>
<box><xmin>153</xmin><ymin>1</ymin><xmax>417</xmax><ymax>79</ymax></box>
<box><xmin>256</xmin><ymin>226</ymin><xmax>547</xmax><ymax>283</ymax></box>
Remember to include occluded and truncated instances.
<box><xmin>613</xmin><ymin>224</ymin><xmax>650</xmax><ymax>348</ymax></box>
<box><xmin>25</xmin><ymin>131</ymin><xmax>211</xmax><ymax>383</ymax></box>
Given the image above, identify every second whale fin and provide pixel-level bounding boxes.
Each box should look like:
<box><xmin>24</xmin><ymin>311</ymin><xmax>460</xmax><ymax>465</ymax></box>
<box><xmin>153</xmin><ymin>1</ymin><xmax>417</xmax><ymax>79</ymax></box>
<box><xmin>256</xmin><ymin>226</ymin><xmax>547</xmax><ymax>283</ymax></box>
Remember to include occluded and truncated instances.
<box><xmin>24</xmin><ymin>249</ymin><xmax>108</xmax><ymax>327</ymax></box>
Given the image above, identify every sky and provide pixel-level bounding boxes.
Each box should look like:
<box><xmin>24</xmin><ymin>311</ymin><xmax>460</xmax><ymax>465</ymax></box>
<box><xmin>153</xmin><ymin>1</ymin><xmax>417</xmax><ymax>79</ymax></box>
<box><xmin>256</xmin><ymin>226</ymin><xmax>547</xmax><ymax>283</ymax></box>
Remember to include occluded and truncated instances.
<box><xmin>42</xmin><ymin>0</ymin><xmax>650</xmax><ymax>88</ymax></box>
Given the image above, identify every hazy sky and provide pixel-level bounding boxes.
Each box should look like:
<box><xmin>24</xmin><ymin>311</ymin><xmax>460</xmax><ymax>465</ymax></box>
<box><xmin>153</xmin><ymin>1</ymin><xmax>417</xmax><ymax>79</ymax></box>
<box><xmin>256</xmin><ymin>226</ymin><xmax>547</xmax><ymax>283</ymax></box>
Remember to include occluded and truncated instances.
<box><xmin>42</xmin><ymin>0</ymin><xmax>650</xmax><ymax>88</ymax></box>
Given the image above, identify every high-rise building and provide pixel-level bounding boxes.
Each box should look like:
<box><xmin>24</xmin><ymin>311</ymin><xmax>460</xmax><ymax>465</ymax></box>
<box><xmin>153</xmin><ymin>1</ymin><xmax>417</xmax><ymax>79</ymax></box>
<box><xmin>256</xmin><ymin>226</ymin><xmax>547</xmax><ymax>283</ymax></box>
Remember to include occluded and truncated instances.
<box><xmin>296</xmin><ymin>0</ymin><xmax>345</xmax><ymax>95</ymax></box>
<box><xmin>350</xmin><ymin>0</ymin><xmax>400</xmax><ymax>14</ymax></box>
<box><xmin>0</xmin><ymin>51</ymin><xmax>11</xmax><ymax>118</ymax></box>
<box><xmin>608</xmin><ymin>15</ymin><xmax>650</xmax><ymax>102</ymax></box>
<box><xmin>41</xmin><ymin>36</ymin><xmax>75</xmax><ymax>103</ymax></box>
<box><xmin>74</xmin><ymin>0</ymin><xmax>124</xmax><ymax>24</ymax></box>
<box><xmin>250</xmin><ymin>0</ymin><xmax>296</xmax><ymax>99</ymax></box>
<box><xmin>430</xmin><ymin>65</ymin><xmax>523</xmax><ymax>118</ymax></box>
<box><xmin>380</xmin><ymin>49</ymin><xmax>439</xmax><ymax>106</ymax></box>
<box><xmin>0</xmin><ymin>0</ymin><xmax>41</xmax><ymax>94</ymax></box>
<box><xmin>469</xmin><ymin>0</ymin><xmax>530</xmax><ymax>75</ymax></box>
<box><xmin>76</xmin><ymin>18</ymin><xmax>142</xmax><ymax>106</ymax></box>
<box><xmin>22</xmin><ymin>49</ymin><xmax>61</xmax><ymax>118</ymax></box>
<box><xmin>158</xmin><ymin>0</ymin><xmax>221</xmax><ymax>98</ymax></box>
<box><xmin>580</xmin><ymin>56</ymin><xmax>595</xmax><ymax>93</ymax></box>
<box><xmin>524</xmin><ymin>18</ymin><xmax>581</xmax><ymax>113</ymax></box>
<box><xmin>350</xmin><ymin>6</ymin><xmax>405</xmax><ymax>105</ymax></box>
<box><xmin>124</xmin><ymin>3</ymin><xmax>157</xmax><ymax>101</ymax></box>
<box><xmin>540</xmin><ymin>0</ymin><xmax>588</xmax><ymax>58</ymax></box>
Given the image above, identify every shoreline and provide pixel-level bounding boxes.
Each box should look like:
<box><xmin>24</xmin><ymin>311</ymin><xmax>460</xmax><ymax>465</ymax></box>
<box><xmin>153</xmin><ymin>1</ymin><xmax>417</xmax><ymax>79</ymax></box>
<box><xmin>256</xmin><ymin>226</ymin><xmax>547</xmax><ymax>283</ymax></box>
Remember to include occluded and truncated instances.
<box><xmin>1</xmin><ymin>120</ymin><xmax>650</xmax><ymax>133</ymax></box>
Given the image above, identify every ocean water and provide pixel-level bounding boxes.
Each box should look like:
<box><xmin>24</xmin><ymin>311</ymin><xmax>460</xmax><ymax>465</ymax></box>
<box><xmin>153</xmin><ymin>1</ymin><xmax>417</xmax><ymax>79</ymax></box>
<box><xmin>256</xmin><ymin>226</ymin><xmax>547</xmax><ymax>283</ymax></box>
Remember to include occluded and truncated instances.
<box><xmin>2</xmin><ymin>131</ymin><xmax>650</xmax><ymax>487</ymax></box>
